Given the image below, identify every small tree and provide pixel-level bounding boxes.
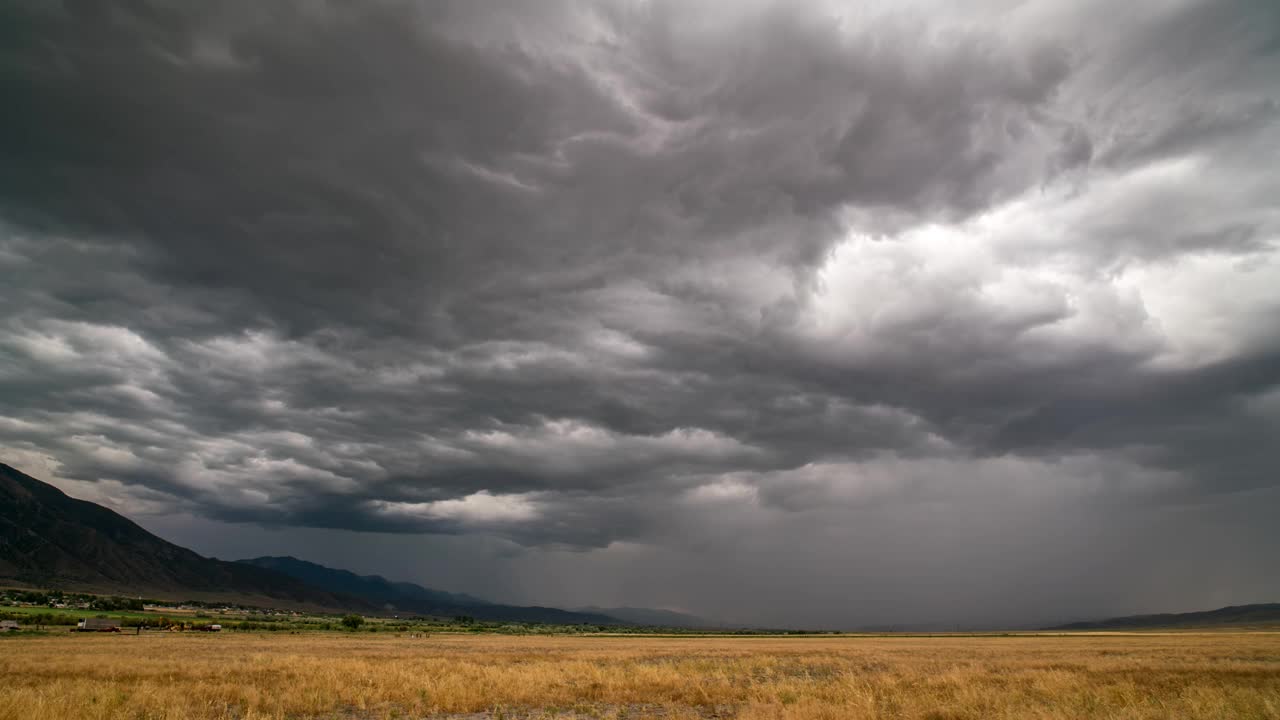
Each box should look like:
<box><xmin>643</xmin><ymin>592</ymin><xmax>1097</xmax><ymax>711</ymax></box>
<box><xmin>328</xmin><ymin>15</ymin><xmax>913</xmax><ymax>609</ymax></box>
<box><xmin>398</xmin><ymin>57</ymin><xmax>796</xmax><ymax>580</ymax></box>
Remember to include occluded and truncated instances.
<box><xmin>340</xmin><ymin>614</ymin><xmax>364</xmax><ymax>630</ymax></box>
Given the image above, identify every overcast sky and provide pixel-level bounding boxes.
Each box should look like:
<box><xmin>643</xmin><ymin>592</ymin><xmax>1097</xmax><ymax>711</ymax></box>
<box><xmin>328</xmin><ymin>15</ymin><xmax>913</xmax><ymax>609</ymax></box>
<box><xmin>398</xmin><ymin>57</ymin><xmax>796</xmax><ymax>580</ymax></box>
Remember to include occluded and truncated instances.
<box><xmin>2</xmin><ymin>0</ymin><xmax>1279</xmax><ymax>629</ymax></box>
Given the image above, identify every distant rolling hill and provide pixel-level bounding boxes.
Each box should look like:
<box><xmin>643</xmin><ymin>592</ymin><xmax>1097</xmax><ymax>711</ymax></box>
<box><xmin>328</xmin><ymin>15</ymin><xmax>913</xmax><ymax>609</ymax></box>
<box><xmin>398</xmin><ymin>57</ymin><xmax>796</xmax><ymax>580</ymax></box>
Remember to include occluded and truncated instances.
<box><xmin>240</xmin><ymin>555</ymin><xmax>490</xmax><ymax>609</ymax></box>
<box><xmin>1047</xmin><ymin>604</ymin><xmax>1280</xmax><ymax>630</ymax></box>
<box><xmin>574</xmin><ymin>606</ymin><xmax>712</xmax><ymax>628</ymax></box>
<box><xmin>237</xmin><ymin>556</ymin><xmax>624</xmax><ymax>625</ymax></box>
<box><xmin>0</xmin><ymin>463</ymin><xmax>370</xmax><ymax>611</ymax></box>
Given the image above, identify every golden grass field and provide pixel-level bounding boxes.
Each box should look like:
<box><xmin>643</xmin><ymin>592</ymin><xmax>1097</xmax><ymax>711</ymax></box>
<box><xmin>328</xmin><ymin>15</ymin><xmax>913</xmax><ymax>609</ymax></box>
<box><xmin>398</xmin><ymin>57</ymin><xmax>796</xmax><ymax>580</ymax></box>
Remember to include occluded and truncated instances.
<box><xmin>2</xmin><ymin>632</ymin><xmax>1279</xmax><ymax>719</ymax></box>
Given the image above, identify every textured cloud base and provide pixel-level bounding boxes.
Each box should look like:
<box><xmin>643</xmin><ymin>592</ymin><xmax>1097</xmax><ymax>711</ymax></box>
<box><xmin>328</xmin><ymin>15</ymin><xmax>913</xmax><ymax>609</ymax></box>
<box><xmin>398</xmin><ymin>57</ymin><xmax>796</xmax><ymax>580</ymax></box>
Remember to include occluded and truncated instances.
<box><xmin>2</xmin><ymin>0</ymin><xmax>1279</xmax><ymax>624</ymax></box>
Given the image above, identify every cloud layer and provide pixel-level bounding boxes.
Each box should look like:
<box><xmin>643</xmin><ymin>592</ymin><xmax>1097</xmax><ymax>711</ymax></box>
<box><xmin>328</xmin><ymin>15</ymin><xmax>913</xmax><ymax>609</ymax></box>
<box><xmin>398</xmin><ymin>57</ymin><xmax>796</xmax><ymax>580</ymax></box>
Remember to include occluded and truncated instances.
<box><xmin>2</xmin><ymin>0</ymin><xmax>1278</xmax><ymax>625</ymax></box>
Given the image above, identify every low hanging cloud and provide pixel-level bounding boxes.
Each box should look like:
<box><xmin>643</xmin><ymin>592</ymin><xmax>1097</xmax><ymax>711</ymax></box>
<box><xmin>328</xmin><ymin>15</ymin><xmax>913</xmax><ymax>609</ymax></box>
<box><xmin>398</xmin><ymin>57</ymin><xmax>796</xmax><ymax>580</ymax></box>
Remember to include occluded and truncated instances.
<box><xmin>1</xmin><ymin>0</ymin><xmax>1279</xmax><ymax>622</ymax></box>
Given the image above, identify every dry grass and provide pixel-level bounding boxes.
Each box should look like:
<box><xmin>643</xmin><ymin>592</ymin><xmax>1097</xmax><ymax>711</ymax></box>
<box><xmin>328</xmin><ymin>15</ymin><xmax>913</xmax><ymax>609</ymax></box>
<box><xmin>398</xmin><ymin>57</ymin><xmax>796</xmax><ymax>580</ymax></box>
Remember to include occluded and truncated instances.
<box><xmin>2</xmin><ymin>632</ymin><xmax>1279</xmax><ymax>719</ymax></box>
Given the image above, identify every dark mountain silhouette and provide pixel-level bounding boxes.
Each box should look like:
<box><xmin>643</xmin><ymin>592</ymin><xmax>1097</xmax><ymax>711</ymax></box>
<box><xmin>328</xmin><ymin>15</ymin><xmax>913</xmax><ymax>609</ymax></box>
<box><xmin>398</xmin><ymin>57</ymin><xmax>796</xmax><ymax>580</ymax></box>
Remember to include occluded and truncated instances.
<box><xmin>1047</xmin><ymin>603</ymin><xmax>1280</xmax><ymax>630</ymax></box>
<box><xmin>0</xmin><ymin>462</ymin><xmax>707</xmax><ymax>626</ymax></box>
<box><xmin>237</xmin><ymin>555</ymin><xmax>623</xmax><ymax>625</ymax></box>
<box><xmin>0</xmin><ymin>463</ymin><xmax>369</xmax><ymax>610</ymax></box>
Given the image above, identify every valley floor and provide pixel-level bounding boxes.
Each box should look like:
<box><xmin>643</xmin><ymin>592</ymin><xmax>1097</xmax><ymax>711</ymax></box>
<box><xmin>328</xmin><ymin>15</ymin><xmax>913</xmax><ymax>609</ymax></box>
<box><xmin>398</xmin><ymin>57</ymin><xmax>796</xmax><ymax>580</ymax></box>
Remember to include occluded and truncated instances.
<box><xmin>2</xmin><ymin>631</ymin><xmax>1279</xmax><ymax>719</ymax></box>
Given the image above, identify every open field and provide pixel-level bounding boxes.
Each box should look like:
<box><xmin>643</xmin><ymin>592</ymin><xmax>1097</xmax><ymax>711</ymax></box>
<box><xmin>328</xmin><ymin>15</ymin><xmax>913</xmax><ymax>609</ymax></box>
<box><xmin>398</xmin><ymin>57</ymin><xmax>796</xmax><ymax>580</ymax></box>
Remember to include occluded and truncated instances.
<box><xmin>2</xmin><ymin>632</ymin><xmax>1279</xmax><ymax>720</ymax></box>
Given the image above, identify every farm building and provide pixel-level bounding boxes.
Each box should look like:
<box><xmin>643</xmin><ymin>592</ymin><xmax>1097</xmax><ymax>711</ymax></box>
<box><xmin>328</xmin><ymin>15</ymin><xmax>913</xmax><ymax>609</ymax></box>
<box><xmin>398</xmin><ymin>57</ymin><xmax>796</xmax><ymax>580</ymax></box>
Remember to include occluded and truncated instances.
<box><xmin>0</xmin><ymin>620</ymin><xmax>19</xmax><ymax>632</ymax></box>
<box><xmin>76</xmin><ymin>617</ymin><xmax>121</xmax><ymax>632</ymax></box>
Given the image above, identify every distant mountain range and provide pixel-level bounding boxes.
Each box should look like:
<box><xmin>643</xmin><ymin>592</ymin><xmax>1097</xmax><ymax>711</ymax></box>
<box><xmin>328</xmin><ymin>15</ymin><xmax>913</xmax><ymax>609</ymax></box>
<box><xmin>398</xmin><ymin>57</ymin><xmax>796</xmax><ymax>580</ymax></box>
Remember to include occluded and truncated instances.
<box><xmin>0</xmin><ymin>463</ymin><xmax>367</xmax><ymax>611</ymax></box>
<box><xmin>574</xmin><ymin>606</ymin><xmax>711</xmax><ymax>628</ymax></box>
<box><xmin>237</xmin><ymin>555</ymin><xmax>621</xmax><ymax>625</ymax></box>
<box><xmin>1046</xmin><ymin>604</ymin><xmax>1280</xmax><ymax>630</ymax></box>
<box><xmin>0</xmin><ymin>462</ymin><xmax>698</xmax><ymax>626</ymax></box>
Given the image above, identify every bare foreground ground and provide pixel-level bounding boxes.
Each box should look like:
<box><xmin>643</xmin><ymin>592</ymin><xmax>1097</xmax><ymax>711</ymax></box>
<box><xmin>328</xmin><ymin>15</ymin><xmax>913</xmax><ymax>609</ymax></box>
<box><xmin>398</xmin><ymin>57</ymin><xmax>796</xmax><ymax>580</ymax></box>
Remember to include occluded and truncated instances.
<box><xmin>3</xmin><ymin>632</ymin><xmax>1279</xmax><ymax>719</ymax></box>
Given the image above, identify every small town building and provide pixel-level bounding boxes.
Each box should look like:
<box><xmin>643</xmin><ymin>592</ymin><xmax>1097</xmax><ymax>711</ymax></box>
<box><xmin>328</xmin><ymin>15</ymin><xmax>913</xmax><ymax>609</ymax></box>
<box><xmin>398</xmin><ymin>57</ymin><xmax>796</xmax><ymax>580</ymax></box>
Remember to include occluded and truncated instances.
<box><xmin>0</xmin><ymin>620</ymin><xmax>19</xmax><ymax>632</ymax></box>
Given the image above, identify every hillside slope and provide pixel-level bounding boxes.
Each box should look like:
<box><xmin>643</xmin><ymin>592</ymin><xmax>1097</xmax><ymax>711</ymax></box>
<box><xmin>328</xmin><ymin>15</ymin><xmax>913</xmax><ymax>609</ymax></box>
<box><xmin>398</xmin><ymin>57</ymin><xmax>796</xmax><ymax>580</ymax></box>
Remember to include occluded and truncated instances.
<box><xmin>238</xmin><ymin>556</ymin><xmax>623</xmax><ymax>625</ymax></box>
<box><xmin>0</xmin><ymin>463</ymin><xmax>367</xmax><ymax>610</ymax></box>
<box><xmin>1047</xmin><ymin>604</ymin><xmax>1280</xmax><ymax>630</ymax></box>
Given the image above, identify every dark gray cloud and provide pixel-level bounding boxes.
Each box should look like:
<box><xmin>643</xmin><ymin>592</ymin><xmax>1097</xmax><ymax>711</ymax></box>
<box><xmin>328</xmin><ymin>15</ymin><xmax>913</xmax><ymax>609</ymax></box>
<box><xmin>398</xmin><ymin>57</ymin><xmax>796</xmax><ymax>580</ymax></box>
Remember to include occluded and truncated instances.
<box><xmin>1</xmin><ymin>0</ymin><xmax>1278</xmax><ymax>626</ymax></box>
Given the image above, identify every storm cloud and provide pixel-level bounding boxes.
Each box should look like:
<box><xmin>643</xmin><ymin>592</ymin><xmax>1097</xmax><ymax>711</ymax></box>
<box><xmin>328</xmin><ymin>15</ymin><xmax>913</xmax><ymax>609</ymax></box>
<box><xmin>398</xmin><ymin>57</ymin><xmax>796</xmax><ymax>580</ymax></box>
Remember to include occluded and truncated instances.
<box><xmin>2</xmin><ymin>0</ymin><xmax>1278</xmax><ymax>627</ymax></box>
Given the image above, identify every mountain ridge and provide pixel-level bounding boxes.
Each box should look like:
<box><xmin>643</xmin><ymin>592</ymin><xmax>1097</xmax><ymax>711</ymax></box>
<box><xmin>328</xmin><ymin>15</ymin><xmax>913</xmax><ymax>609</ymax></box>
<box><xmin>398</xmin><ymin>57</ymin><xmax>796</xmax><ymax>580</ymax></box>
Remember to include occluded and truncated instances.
<box><xmin>240</xmin><ymin>555</ymin><xmax>491</xmax><ymax>608</ymax></box>
<box><xmin>236</xmin><ymin>555</ymin><xmax>624</xmax><ymax>625</ymax></box>
<box><xmin>1046</xmin><ymin>603</ymin><xmax>1280</xmax><ymax>630</ymax></box>
<box><xmin>0</xmin><ymin>462</ymin><xmax>370</xmax><ymax>611</ymax></box>
<box><xmin>3</xmin><ymin>462</ymin><xmax>721</xmax><ymax>627</ymax></box>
